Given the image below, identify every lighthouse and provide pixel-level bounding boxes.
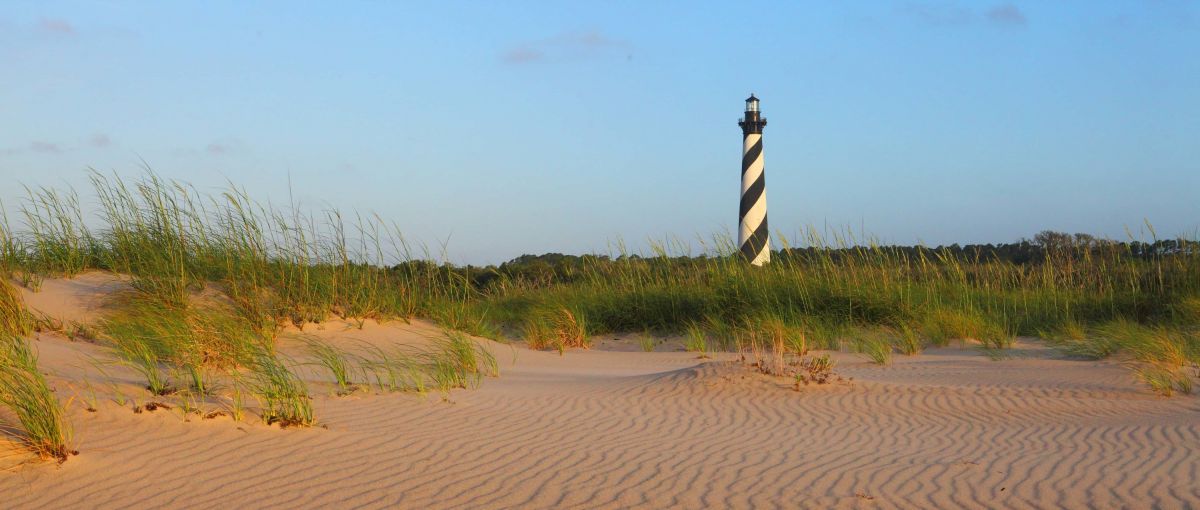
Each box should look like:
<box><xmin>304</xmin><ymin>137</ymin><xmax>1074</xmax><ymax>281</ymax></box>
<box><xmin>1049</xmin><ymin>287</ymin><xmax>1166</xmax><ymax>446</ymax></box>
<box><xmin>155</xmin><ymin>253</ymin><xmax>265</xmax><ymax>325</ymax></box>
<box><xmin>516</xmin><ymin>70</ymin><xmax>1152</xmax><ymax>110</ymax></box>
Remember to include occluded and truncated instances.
<box><xmin>738</xmin><ymin>94</ymin><xmax>769</xmax><ymax>265</ymax></box>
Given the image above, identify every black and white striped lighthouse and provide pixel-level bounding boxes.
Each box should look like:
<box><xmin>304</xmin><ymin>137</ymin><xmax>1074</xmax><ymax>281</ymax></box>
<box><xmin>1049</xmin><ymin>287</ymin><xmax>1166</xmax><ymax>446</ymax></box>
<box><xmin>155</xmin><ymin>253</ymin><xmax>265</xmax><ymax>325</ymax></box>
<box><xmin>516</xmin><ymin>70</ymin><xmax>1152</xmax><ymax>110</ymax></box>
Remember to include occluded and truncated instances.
<box><xmin>738</xmin><ymin>94</ymin><xmax>769</xmax><ymax>265</ymax></box>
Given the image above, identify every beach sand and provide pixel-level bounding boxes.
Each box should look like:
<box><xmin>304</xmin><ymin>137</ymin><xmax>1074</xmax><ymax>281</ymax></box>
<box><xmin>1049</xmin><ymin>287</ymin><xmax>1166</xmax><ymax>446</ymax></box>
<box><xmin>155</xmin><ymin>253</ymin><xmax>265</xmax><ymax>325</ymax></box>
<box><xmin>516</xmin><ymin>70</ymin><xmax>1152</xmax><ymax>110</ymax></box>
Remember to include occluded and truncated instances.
<box><xmin>2</xmin><ymin>273</ymin><xmax>1198</xmax><ymax>509</ymax></box>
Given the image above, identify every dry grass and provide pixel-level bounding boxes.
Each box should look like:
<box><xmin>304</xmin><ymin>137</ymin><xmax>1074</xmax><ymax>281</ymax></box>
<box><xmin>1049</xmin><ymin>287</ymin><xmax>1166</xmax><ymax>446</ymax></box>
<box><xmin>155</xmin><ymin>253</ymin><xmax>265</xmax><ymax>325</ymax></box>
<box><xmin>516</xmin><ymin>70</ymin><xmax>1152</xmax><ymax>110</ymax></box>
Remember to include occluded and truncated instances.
<box><xmin>794</xmin><ymin>354</ymin><xmax>836</xmax><ymax>387</ymax></box>
<box><xmin>524</xmin><ymin>308</ymin><xmax>589</xmax><ymax>354</ymax></box>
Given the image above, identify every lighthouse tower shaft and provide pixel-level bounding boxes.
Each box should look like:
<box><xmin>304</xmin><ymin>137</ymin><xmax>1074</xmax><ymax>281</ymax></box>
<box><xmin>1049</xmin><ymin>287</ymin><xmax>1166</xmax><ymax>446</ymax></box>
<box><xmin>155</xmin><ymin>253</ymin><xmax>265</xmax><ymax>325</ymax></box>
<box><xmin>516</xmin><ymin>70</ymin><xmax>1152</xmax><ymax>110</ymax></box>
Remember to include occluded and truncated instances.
<box><xmin>738</xmin><ymin>95</ymin><xmax>769</xmax><ymax>265</ymax></box>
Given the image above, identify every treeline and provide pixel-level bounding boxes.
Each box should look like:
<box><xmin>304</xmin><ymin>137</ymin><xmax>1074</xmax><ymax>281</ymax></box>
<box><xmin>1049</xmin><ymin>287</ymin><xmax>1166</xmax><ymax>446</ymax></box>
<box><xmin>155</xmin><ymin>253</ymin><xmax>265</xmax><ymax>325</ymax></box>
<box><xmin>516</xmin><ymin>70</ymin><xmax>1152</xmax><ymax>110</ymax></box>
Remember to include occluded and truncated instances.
<box><xmin>397</xmin><ymin>231</ymin><xmax>1200</xmax><ymax>292</ymax></box>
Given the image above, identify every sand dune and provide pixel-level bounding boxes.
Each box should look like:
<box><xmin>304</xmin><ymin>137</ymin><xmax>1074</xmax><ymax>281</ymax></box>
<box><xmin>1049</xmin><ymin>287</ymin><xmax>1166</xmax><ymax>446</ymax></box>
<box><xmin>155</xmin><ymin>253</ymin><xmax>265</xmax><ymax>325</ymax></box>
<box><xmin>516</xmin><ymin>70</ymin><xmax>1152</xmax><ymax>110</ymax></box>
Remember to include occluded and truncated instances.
<box><xmin>2</xmin><ymin>276</ymin><xmax>1198</xmax><ymax>509</ymax></box>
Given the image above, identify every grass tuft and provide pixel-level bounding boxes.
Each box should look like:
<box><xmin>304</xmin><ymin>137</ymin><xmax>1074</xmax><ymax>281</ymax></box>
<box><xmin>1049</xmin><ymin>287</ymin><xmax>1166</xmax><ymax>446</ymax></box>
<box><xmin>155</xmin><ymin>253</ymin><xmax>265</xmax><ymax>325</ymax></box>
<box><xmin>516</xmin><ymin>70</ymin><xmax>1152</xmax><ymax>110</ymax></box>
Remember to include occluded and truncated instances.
<box><xmin>683</xmin><ymin>321</ymin><xmax>709</xmax><ymax>358</ymax></box>
<box><xmin>894</xmin><ymin>323</ymin><xmax>924</xmax><ymax>356</ymax></box>
<box><xmin>921</xmin><ymin>309</ymin><xmax>985</xmax><ymax>347</ymax></box>
<box><xmin>638</xmin><ymin>333</ymin><xmax>657</xmax><ymax>353</ymax></box>
<box><xmin>976</xmin><ymin>320</ymin><xmax>1016</xmax><ymax>359</ymax></box>
<box><xmin>439</xmin><ymin>331</ymin><xmax>497</xmax><ymax>376</ymax></box>
<box><xmin>853</xmin><ymin>331</ymin><xmax>894</xmax><ymax>366</ymax></box>
<box><xmin>0</xmin><ymin>335</ymin><xmax>75</xmax><ymax>463</ymax></box>
<box><xmin>109</xmin><ymin>332</ymin><xmax>174</xmax><ymax>396</ymax></box>
<box><xmin>523</xmin><ymin>308</ymin><xmax>588</xmax><ymax>354</ymax></box>
<box><xmin>359</xmin><ymin>343</ymin><xmax>427</xmax><ymax>394</ymax></box>
<box><xmin>1134</xmin><ymin>365</ymin><xmax>1193</xmax><ymax>397</ymax></box>
<box><xmin>0</xmin><ymin>278</ymin><xmax>34</xmax><ymax>337</ymax></box>
<box><xmin>302</xmin><ymin>337</ymin><xmax>362</xmax><ymax>394</ymax></box>
<box><xmin>523</xmin><ymin>316</ymin><xmax>556</xmax><ymax>352</ymax></box>
<box><xmin>795</xmin><ymin>354</ymin><xmax>836</xmax><ymax>386</ymax></box>
<box><xmin>245</xmin><ymin>346</ymin><xmax>314</xmax><ymax>427</ymax></box>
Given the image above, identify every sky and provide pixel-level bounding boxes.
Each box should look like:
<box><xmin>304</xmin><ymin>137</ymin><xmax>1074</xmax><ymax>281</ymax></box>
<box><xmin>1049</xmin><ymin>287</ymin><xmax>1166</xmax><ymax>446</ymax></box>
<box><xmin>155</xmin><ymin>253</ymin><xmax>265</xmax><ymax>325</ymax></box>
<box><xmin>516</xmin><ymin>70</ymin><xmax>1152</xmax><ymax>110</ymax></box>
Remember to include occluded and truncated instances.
<box><xmin>1</xmin><ymin>1</ymin><xmax>1198</xmax><ymax>264</ymax></box>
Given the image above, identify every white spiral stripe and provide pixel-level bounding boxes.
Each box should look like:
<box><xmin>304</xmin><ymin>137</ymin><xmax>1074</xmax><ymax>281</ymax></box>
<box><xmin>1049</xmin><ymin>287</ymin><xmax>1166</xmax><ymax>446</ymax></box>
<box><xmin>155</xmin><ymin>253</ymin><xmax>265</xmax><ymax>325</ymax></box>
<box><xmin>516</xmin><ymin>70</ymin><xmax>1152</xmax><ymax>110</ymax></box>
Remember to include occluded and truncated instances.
<box><xmin>739</xmin><ymin>133</ymin><xmax>769</xmax><ymax>266</ymax></box>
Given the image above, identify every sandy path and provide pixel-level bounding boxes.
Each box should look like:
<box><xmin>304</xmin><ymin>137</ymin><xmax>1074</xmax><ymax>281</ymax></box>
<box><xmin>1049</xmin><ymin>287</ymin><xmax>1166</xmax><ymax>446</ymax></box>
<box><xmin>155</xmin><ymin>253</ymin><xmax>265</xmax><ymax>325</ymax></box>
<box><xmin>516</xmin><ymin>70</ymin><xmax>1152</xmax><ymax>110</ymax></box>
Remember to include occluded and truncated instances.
<box><xmin>2</xmin><ymin>276</ymin><xmax>1198</xmax><ymax>509</ymax></box>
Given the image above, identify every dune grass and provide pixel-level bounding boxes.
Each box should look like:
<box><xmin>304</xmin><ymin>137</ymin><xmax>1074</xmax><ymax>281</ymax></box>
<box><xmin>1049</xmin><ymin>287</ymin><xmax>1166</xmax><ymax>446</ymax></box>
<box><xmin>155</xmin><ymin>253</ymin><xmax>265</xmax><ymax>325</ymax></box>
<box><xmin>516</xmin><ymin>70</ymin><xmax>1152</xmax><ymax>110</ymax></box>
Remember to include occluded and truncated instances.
<box><xmin>522</xmin><ymin>308</ymin><xmax>588</xmax><ymax>354</ymax></box>
<box><xmin>101</xmin><ymin>293</ymin><xmax>262</xmax><ymax>395</ymax></box>
<box><xmin>0</xmin><ymin>278</ymin><xmax>34</xmax><ymax>337</ymax></box>
<box><xmin>244</xmin><ymin>346</ymin><xmax>314</xmax><ymax>427</ymax></box>
<box><xmin>1042</xmin><ymin>318</ymin><xmax>1199</xmax><ymax>394</ymax></box>
<box><xmin>894</xmin><ymin>323</ymin><xmax>924</xmax><ymax>355</ymax></box>
<box><xmin>522</xmin><ymin>317</ymin><xmax>556</xmax><ymax>352</ymax></box>
<box><xmin>683</xmin><ymin>321</ymin><xmax>709</xmax><ymax>357</ymax></box>
<box><xmin>109</xmin><ymin>332</ymin><xmax>174</xmax><ymax>396</ymax></box>
<box><xmin>341</xmin><ymin>332</ymin><xmax>499</xmax><ymax>395</ymax></box>
<box><xmin>360</xmin><ymin>343</ymin><xmax>428</xmax><ymax>394</ymax></box>
<box><xmin>6</xmin><ymin>171</ymin><xmax>457</xmax><ymax>334</ymax></box>
<box><xmin>425</xmin><ymin>330</ymin><xmax>498</xmax><ymax>391</ymax></box>
<box><xmin>1135</xmin><ymin>366</ymin><xmax>1194</xmax><ymax>397</ymax></box>
<box><xmin>302</xmin><ymin>337</ymin><xmax>363</xmax><ymax>394</ymax></box>
<box><xmin>1045</xmin><ymin>319</ymin><xmax>1198</xmax><ymax>365</ymax></box>
<box><xmin>852</xmin><ymin>330</ymin><xmax>894</xmax><ymax>366</ymax></box>
<box><xmin>0</xmin><ymin>335</ymin><xmax>74</xmax><ymax>463</ymax></box>
<box><xmin>638</xmin><ymin>334</ymin><xmax>657</xmax><ymax>353</ymax></box>
<box><xmin>0</xmin><ymin>172</ymin><xmax>526</xmax><ymax>435</ymax></box>
<box><xmin>8</xmin><ymin>170</ymin><xmax>1196</xmax><ymax>346</ymax></box>
<box><xmin>2</xmin><ymin>170</ymin><xmax>1198</xmax><ymax>395</ymax></box>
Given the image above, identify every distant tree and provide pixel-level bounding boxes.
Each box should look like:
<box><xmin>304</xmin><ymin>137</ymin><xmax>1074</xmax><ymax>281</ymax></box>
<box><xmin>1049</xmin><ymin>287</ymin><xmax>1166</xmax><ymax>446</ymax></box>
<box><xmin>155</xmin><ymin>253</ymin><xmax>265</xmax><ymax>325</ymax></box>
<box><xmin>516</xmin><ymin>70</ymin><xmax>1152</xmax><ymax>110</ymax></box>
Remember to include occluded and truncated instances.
<box><xmin>1033</xmin><ymin>231</ymin><xmax>1073</xmax><ymax>252</ymax></box>
<box><xmin>1073</xmin><ymin>233</ymin><xmax>1096</xmax><ymax>248</ymax></box>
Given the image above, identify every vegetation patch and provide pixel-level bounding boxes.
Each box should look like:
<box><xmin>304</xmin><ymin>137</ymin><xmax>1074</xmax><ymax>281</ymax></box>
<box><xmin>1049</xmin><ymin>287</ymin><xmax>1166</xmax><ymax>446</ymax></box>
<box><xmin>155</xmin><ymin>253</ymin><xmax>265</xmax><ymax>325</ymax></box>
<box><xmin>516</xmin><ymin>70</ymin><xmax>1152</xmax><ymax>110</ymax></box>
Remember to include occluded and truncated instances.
<box><xmin>794</xmin><ymin>354</ymin><xmax>837</xmax><ymax>387</ymax></box>
<box><xmin>2</xmin><ymin>171</ymin><xmax>1198</xmax><ymax>397</ymax></box>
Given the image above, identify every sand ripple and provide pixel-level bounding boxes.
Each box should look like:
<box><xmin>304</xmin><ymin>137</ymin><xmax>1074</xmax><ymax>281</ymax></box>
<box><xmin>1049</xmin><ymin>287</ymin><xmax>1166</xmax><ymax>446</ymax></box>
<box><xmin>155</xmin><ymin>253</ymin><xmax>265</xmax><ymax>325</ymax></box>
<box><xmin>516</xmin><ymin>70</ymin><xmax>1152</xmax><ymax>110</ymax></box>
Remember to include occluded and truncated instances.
<box><xmin>3</xmin><ymin>333</ymin><xmax>1198</xmax><ymax>509</ymax></box>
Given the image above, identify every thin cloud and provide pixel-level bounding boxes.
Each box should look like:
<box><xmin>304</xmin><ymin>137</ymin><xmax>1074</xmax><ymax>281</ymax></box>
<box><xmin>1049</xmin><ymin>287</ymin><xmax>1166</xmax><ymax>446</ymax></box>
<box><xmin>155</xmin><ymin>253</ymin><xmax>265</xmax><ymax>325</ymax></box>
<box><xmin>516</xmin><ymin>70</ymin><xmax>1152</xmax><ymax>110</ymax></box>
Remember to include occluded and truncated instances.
<box><xmin>986</xmin><ymin>3</ymin><xmax>1027</xmax><ymax>26</ymax></box>
<box><xmin>561</xmin><ymin>30</ymin><xmax>624</xmax><ymax>48</ymax></box>
<box><xmin>90</xmin><ymin>133</ymin><xmax>112</xmax><ymax>148</ymax></box>
<box><xmin>502</xmin><ymin>30</ymin><xmax>630</xmax><ymax>64</ymax></box>
<box><xmin>897</xmin><ymin>3</ymin><xmax>974</xmax><ymax>26</ymax></box>
<box><xmin>30</xmin><ymin>141</ymin><xmax>62</xmax><ymax>153</ymax></box>
<box><xmin>39</xmin><ymin>18</ymin><xmax>75</xmax><ymax>35</ymax></box>
<box><xmin>335</xmin><ymin>163</ymin><xmax>360</xmax><ymax>176</ymax></box>
<box><xmin>898</xmin><ymin>2</ymin><xmax>1028</xmax><ymax>28</ymax></box>
<box><xmin>503</xmin><ymin>47</ymin><xmax>544</xmax><ymax>64</ymax></box>
<box><xmin>205</xmin><ymin>138</ymin><xmax>247</xmax><ymax>156</ymax></box>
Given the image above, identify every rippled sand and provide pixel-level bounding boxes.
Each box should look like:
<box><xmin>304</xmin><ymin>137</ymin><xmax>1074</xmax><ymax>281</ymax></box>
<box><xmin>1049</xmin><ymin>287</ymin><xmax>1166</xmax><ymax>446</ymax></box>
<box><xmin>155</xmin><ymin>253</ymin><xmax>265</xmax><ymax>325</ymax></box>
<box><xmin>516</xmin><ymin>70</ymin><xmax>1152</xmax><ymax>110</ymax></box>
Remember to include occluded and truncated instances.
<box><xmin>3</xmin><ymin>274</ymin><xmax>1198</xmax><ymax>509</ymax></box>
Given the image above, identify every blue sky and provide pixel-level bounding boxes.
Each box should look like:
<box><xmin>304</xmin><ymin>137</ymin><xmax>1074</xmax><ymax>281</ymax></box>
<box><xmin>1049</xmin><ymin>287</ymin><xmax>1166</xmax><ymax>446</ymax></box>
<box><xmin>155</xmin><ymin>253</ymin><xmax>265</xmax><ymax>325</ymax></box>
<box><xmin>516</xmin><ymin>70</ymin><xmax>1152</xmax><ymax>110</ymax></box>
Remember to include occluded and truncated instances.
<box><xmin>2</xmin><ymin>1</ymin><xmax>1197</xmax><ymax>264</ymax></box>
